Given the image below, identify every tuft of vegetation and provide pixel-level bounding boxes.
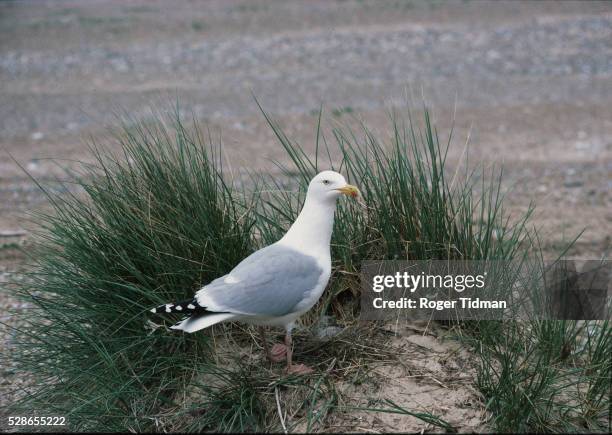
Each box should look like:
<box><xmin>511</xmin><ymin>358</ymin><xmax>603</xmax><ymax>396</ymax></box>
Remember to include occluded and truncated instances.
<box><xmin>471</xmin><ymin>319</ymin><xmax>611</xmax><ymax>432</ymax></box>
<box><xmin>331</xmin><ymin>106</ymin><xmax>354</xmax><ymax>117</ymax></box>
<box><xmin>2</xmin><ymin>103</ymin><xmax>609</xmax><ymax>433</ymax></box>
<box><xmin>3</xmin><ymin>113</ymin><xmax>254</xmax><ymax>431</ymax></box>
<box><xmin>254</xmin><ymin>104</ymin><xmax>610</xmax><ymax>432</ymax></box>
<box><xmin>191</xmin><ymin>20</ymin><xmax>206</xmax><ymax>32</ymax></box>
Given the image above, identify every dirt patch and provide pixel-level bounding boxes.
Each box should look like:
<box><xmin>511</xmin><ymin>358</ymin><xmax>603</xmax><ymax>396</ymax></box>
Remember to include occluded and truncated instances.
<box><xmin>318</xmin><ymin>323</ymin><xmax>487</xmax><ymax>433</ymax></box>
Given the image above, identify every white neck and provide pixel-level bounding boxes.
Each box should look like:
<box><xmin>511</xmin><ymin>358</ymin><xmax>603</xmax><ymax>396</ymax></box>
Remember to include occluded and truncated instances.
<box><xmin>278</xmin><ymin>195</ymin><xmax>337</xmax><ymax>257</ymax></box>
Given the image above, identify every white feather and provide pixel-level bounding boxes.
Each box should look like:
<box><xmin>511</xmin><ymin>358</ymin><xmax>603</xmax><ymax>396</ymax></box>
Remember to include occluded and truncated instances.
<box><xmin>170</xmin><ymin>313</ymin><xmax>236</xmax><ymax>333</ymax></box>
<box><xmin>224</xmin><ymin>275</ymin><xmax>240</xmax><ymax>284</ymax></box>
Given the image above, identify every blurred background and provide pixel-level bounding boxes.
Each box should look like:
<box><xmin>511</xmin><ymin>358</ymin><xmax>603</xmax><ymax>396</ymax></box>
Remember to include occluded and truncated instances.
<box><xmin>1</xmin><ymin>0</ymin><xmax>610</xmax><ymax>258</ymax></box>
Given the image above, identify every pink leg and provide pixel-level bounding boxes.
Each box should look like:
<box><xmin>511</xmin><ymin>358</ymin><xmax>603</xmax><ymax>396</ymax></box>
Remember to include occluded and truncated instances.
<box><xmin>259</xmin><ymin>326</ymin><xmax>287</xmax><ymax>362</ymax></box>
<box><xmin>284</xmin><ymin>330</ymin><xmax>313</xmax><ymax>375</ymax></box>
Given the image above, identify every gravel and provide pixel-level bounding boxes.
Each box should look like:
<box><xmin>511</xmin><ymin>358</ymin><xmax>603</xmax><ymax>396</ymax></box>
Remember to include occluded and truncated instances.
<box><xmin>1</xmin><ymin>10</ymin><xmax>611</xmax><ymax>139</ymax></box>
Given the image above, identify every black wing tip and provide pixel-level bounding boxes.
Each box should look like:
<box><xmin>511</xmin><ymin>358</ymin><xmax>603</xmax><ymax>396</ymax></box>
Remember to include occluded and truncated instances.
<box><xmin>149</xmin><ymin>299</ymin><xmax>205</xmax><ymax>315</ymax></box>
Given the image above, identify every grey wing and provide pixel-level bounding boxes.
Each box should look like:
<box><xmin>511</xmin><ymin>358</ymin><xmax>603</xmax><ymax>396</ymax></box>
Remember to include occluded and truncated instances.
<box><xmin>195</xmin><ymin>244</ymin><xmax>323</xmax><ymax>317</ymax></box>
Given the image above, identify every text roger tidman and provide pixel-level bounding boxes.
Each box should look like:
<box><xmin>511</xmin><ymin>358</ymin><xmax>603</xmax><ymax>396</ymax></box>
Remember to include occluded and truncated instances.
<box><xmin>370</xmin><ymin>271</ymin><xmax>507</xmax><ymax>311</ymax></box>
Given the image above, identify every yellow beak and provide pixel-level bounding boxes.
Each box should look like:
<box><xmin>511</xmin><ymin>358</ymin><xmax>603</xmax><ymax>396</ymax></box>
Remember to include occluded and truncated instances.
<box><xmin>335</xmin><ymin>184</ymin><xmax>360</xmax><ymax>198</ymax></box>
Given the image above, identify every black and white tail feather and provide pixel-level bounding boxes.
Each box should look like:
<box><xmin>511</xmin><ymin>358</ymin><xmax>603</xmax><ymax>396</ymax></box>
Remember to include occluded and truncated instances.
<box><xmin>150</xmin><ymin>298</ymin><xmax>203</xmax><ymax>315</ymax></box>
<box><xmin>149</xmin><ymin>298</ymin><xmax>235</xmax><ymax>333</ymax></box>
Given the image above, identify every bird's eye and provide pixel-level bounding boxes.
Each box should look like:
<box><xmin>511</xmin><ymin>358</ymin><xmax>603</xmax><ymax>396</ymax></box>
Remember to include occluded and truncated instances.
<box><xmin>322</xmin><ymin>180</ymin><xmax>330</xmax><ymax>185</ymax></box>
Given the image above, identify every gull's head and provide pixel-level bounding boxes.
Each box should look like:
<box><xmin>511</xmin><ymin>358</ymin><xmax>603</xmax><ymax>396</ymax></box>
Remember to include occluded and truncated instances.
<box><xmin>306</xmin><ymin>170</ymin><xmax>360</xmax><ymax>204</ymax></box>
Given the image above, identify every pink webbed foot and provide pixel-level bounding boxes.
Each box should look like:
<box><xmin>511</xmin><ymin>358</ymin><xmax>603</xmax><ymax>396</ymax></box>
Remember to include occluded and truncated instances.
<box><xmin>286</xmin><ymin>363</ymin><xmax>314</xmax><ymax>375</ymax></box>
<box><xmin>268</xmin><ymin>343</ymin><xmax>288</xmax><ymax>362</ymax></box>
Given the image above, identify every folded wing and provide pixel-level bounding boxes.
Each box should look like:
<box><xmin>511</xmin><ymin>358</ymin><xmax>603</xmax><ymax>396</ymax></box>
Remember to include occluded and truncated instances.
<box><xmin>195</xmin><ymin>244</ymin><xmax>323</xmax><ymax>318</ymax></box>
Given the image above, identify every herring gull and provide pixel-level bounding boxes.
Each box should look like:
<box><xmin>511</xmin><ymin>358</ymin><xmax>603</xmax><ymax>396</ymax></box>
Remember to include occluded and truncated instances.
<box><xmin>150</xmin><ymin>170</ymin><xmax>359</xmax><ymax>374</ymax></box>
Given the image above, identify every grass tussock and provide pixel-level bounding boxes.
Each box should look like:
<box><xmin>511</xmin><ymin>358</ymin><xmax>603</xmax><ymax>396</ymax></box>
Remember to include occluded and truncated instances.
<box><xmin>2</xmin><ymin>103</ymin><xmax>610</xmax><ymax>433</ymax></box>
<box><xmin>4</xmin><ymin>113</ymin><xmax>254</xmax><ymax>431</ymax></box>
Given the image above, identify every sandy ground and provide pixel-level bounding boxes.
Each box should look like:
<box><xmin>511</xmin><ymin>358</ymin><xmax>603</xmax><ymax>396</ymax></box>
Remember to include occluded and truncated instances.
<box><xmin>1</xmin><ymin>0</ymin><xmax>611</xmax><ymax>432</ymax></box>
